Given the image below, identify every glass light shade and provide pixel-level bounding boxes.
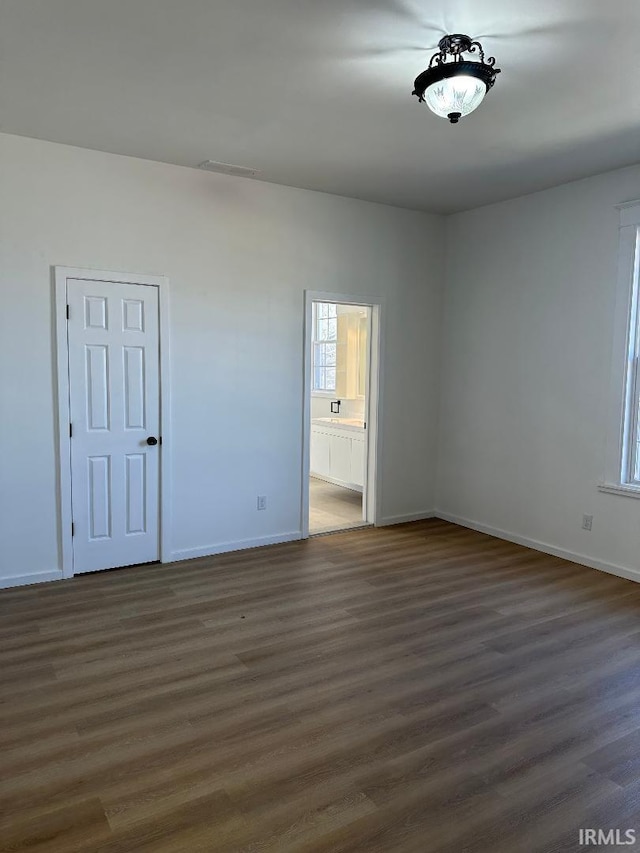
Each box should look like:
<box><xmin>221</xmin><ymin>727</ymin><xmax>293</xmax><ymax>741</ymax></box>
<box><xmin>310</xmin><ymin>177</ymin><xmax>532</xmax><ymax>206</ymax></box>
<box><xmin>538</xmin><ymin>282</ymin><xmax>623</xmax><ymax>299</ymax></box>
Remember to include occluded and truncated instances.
<box><xmin>424</xmin><ymin>74</ymin><xmax>486</xmax><ymax>120</ymax></box>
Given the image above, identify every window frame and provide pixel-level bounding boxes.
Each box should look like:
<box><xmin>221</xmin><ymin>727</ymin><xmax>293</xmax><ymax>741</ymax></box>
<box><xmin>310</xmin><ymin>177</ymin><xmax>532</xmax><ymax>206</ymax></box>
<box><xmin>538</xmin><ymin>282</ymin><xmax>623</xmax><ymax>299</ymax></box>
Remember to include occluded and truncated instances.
<box><xmin>311</xmin><ymin>301</ymin><xmax>339</xmax><ymax>396</ymax></box>
<box><xmin>624</xmin><ymin>234</ymin><xmax>640</xmax><ymax>486</ymax></box>
<box><xmin>600</xmin><ymin>201</ymin><xmax>640</xmax><ymax>498</ymax></box>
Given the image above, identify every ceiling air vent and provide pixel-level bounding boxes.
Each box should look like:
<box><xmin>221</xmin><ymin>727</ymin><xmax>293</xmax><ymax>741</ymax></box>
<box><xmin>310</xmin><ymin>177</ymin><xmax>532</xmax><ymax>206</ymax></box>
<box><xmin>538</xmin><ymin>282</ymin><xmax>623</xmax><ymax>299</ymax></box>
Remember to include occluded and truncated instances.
<box><xmin>197</xmin><ymin>160</ymin><xmax>259</xmax><ymax>178</ymax></box>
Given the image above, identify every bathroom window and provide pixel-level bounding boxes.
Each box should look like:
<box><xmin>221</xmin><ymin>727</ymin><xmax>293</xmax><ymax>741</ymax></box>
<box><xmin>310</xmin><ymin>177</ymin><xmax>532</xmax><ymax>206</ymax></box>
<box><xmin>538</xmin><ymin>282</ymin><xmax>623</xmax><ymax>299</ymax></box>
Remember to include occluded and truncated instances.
<box><xmin>312</xmin><ymin>302</ymin><xmax>338</xmax><ymax>392</ymax></box>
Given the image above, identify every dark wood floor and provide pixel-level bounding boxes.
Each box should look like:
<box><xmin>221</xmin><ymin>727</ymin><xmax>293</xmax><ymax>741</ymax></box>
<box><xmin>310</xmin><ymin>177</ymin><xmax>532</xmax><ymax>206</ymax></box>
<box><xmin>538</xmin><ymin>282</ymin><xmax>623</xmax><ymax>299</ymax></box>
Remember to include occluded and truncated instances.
<box><xmin>2</xmin><ymin>520</ymin><xmax>640</xmax><ymax>852</ymax></box>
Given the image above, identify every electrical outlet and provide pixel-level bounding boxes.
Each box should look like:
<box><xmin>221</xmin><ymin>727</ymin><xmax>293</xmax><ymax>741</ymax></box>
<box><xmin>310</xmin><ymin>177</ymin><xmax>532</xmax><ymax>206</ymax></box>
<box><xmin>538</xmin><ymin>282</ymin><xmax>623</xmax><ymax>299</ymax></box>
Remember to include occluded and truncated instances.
<box><xmin>257</xmin><ymin>495</ymin><xmax>267</xmax><ymax>511</ymax></box>
<box><xmin>582</xmin><ymin>514</ymin><xmax>593</xmax><ymax>531</ymax></box>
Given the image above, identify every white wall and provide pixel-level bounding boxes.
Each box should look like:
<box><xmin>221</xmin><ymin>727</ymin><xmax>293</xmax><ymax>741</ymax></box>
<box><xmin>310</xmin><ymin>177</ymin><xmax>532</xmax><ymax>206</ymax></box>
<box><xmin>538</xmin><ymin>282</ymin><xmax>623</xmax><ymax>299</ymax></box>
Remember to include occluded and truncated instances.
<box><xmin>310</xmin><ymin>397</ymin><xmax>365</xmax><ymax>421</ymax></box>
<box><xmin>0</xmin><ymin>132</ymin><xmax>443</xmax><ymax>585</ymax></box>
<box><xmin>438</xmin><ymin>164</ymin><xmax>640</xmax><ymax>579</ymax></box>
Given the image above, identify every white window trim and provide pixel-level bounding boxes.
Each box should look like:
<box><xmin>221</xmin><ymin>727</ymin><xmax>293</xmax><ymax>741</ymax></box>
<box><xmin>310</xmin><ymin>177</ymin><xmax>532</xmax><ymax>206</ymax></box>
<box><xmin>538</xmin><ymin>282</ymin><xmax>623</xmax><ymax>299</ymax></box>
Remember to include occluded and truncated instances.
<box><xmin>600</xmin><ymin>200</ymin><xmax>640</xmax><ymax>497</ymax></box>
<box><xmin>311</xmin><ymin>389</ymin><xmax>339</xmax><ymax>399</ymax></box>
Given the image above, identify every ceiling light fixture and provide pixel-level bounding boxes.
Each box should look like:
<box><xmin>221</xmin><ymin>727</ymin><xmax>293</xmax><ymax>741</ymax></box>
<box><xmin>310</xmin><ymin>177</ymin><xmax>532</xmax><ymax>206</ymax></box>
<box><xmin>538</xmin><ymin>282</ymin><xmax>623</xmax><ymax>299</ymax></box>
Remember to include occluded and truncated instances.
<box><xmin>412</xmin><ymin>34</ymin><xmax>500</xmax><ymax>124</ymax></box>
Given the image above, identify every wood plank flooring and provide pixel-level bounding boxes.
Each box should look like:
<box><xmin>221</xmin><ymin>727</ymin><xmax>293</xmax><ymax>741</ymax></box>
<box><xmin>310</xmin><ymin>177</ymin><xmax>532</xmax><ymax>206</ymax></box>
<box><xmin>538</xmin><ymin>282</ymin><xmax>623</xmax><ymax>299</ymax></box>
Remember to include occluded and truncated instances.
<box><xmin>2</xmin><ymin>519</ymin><xmax>640</xmax><ymax>851</ymax></box>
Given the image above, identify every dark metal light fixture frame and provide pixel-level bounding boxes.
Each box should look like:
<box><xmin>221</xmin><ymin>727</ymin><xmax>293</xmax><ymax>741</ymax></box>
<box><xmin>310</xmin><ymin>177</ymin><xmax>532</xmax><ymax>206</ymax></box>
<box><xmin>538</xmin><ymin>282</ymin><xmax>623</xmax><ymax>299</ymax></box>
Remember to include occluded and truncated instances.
<box><xmin>412</xmin><ymin>34</ymin><xmax>501</xmax><ymax>123</ymax></box>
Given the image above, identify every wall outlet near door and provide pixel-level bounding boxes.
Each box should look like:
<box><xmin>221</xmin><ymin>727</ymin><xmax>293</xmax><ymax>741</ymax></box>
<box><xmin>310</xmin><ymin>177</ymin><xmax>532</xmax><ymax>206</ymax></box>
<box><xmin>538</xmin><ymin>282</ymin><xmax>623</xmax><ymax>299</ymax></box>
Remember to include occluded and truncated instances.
<box><xmin>257</xmin><ymin>495</ymin><xmax>267</xmax><ymax>511</ymax></box>
<box><xmin>582</xmin><ymin>514</ymin><xmax>593</xmax><ymax>531</ymax></box>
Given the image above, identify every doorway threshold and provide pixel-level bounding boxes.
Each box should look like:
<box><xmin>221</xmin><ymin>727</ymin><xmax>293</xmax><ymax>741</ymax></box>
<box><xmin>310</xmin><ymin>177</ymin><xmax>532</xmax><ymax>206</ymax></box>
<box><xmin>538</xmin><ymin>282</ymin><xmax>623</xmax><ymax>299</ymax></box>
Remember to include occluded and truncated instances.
<box><xmin>309</xmin><ymin>523</ymin><xmax>373</xmax><ymax>538</ymax></box>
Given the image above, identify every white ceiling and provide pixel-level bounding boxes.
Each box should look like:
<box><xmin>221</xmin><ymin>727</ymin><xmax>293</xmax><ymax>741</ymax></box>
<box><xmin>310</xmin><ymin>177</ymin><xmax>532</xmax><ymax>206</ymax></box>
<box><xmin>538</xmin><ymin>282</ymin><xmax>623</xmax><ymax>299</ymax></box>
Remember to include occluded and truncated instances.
<box><xmin>1</xmin><ymin>0</ymin><xmax>639</xmax><ymax>213</ymax></box>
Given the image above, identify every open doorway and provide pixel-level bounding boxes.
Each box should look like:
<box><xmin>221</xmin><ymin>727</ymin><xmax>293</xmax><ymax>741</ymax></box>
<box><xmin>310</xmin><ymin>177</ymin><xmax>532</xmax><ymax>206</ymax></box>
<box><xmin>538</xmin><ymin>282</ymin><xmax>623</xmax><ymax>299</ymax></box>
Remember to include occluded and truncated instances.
<box><xmin>302</xmin><ymin>294</ymin><xmax>381</xmax><ymax>537</ymax></box>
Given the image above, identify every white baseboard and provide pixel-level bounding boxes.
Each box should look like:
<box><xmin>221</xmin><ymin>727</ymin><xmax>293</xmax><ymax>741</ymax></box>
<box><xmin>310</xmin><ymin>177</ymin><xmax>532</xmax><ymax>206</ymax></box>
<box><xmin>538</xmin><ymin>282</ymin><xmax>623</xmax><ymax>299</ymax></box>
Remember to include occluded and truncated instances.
<box><xmin>435</xmin><ymin>510</ymin><xmax>640</xmax><ymax>585</ymax></box>
<box><xmin>7</xmin><ymin>515</ymin><xmax>635</xmax><ymax>591</ymax></box>
<box><xmin>377</xmin><ymin>510</ymin><xmax>436</xmax><ymax>527</ymax></box>
<box><xmin>168</xmin><ymin>531</ymin><xmax>302</xmax><ymax>563</ymax></box>
<box><xmin>0</xmin><ymin>569</ymin><xmax>64</xmax><ymax>590</ymax></box>
<box><xmin>310</xmin><ymin>473</ymin><xmax>363</xmax><ymax>493</ymax></box>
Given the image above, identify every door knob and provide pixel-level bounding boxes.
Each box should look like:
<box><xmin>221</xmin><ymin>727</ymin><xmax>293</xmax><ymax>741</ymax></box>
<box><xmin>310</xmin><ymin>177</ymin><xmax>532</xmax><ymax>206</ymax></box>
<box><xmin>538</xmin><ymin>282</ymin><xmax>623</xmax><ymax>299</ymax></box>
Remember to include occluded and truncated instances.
<box><xmin>146</xmin><ymin>436</ymin><xmax>158</xmax><ymax>446</ymax></box>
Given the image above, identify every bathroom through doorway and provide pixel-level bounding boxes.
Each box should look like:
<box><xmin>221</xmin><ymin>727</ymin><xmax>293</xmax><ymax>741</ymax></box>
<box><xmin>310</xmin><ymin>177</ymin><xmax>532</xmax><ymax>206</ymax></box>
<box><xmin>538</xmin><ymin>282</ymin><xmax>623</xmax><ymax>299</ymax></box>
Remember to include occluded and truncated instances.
<box><xmin>302</xmin><ymin>294</ymin><xmax>381</xmax><ymax>536</ymax></box>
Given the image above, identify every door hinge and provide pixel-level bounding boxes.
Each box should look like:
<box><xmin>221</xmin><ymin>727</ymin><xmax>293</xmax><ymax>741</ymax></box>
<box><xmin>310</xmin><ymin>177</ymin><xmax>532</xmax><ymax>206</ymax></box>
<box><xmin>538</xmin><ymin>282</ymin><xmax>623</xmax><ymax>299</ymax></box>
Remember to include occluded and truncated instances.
<box><xmin>66</xmin><ymin>304</ymin><xmax>70</xmax><ymax>320</ymax></box>
<box><xmin>69</xmin><ymin>422</ymin><xmax>73</xmax><ymax>438</ymax></box>
<box><xmin>71</xmin><ymin>522</ymin><xmax>75</xmax><ymax>537</ymax></box>
<box><xmin>364</xmin><ymin>421</ymin><xmax>367</xmax><ymax>429</ymax></box>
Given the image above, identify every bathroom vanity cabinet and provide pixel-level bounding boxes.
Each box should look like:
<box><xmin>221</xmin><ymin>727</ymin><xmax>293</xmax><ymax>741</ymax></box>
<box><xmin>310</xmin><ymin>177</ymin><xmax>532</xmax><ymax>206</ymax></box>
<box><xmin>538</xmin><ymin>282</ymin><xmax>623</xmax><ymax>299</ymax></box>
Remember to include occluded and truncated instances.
<box><xmin>310</xmin><ymin>419</ymin><xmax>365</xmax><ymax>491</ymax></box>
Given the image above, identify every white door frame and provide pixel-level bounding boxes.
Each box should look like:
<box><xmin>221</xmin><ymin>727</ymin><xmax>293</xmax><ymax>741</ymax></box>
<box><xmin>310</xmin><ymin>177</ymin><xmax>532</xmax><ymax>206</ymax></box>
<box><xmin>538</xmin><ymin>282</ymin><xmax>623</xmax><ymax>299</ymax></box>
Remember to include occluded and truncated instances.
<box><xmin>301</xmin><ymin>290</ymin><xmax>385</xmax><ymax>538</ymax></box>
<box><xmin>54</xmin><ymin>266</ymin><xmax>172</xmax><ymax>578</ymax></box>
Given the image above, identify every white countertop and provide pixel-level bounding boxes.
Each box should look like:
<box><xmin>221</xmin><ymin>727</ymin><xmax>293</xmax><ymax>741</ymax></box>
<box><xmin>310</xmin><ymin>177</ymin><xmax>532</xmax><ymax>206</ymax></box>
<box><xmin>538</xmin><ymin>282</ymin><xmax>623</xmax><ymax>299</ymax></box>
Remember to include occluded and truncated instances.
<box><xmin>312</xmin><ymin>417</ymin><xmax>365</xmax><ymax>431</ymax></box>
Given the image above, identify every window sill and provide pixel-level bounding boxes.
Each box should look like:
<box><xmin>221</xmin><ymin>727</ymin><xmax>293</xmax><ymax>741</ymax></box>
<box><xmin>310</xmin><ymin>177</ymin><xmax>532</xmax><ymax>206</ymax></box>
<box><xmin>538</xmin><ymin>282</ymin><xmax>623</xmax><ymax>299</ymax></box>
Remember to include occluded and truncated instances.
<box><xmin>598</xmin><ymin>482</ymin><xmax>640</xmax><ymax>499</ymax></box>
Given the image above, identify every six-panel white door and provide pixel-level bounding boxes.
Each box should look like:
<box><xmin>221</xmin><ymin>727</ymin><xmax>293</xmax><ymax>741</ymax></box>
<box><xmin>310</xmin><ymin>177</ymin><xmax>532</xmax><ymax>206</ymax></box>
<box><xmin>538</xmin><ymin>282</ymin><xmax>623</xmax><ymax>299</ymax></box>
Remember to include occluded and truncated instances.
<box><xmin>67</xmin><ymin>280</ymin><xmax>160</xmax><ymax>573</ymax></box>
